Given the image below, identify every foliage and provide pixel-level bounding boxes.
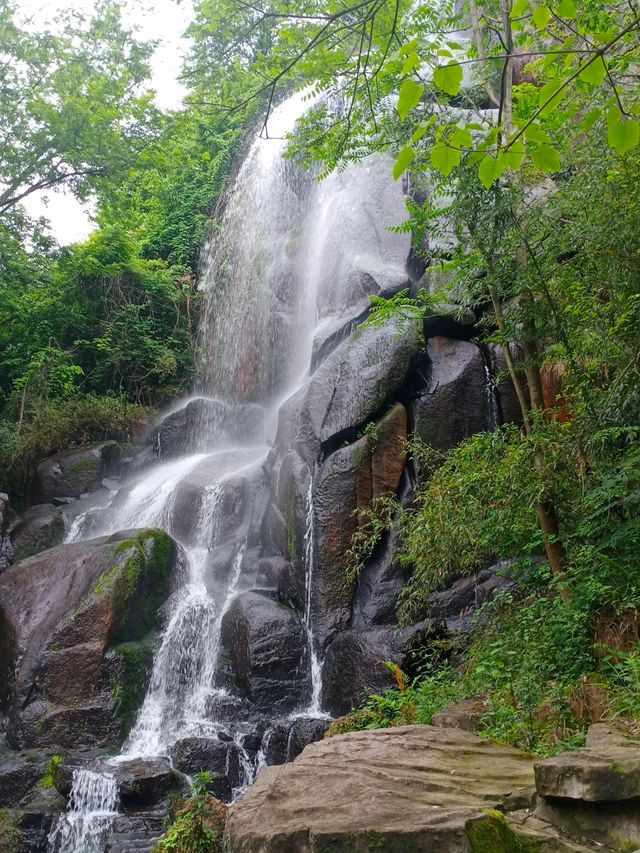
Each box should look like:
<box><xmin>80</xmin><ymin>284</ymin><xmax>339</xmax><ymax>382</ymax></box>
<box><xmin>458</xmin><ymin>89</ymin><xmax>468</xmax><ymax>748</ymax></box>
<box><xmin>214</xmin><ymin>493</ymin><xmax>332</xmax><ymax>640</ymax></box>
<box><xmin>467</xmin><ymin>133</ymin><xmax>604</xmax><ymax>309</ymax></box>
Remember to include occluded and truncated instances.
<box><xmin>153</xmin><ymin>773</ymin><xmax>227</xmax><ymax>853</ymax></box>
<box><xmin>0</xmin><ymin>0</ymin><xmax>159</xmax><ymax>216</ymax></box>
<box><xmin>40</xmin><ymin>754</ymin><xmax>63</xmax><ymax>790</ymax></box>
<box><xmin>0</xmin><ymin>395</ymin><xmax>147</xmax><ymax>501</ymax></box>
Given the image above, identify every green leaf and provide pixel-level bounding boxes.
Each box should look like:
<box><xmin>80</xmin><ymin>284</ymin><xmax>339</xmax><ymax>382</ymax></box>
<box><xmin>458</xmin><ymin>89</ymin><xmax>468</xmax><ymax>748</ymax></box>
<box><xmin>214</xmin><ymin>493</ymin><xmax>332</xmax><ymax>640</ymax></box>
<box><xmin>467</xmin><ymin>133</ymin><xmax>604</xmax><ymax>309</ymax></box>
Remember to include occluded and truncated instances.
<box><xmin>402</xmin><ymin>52</ymin><xmax>421</xmax><ymax>76</ymax></box>
<box><xmin>450</xmin><ymin>127</ymin><xmax>473</xmax><ymax>149</ymax></box>
<box><xmin>393</xmin><ymin>145</ymin><xmax>415</xmax><ymax>180</ymax></box>
<box><xmin>579</xmin><ymin>56</ymin><xmax>607</xmax><ymax>87</ymax></box>
<box><xmin>478</xmin><ymin>155</ymin><xmax>505</xmax><ymax>189</ymax></box>
<box><xmin>398</xmin><ymin>40</ymin><xmax>418</xmax><ymax>57</ymax></box>
<box><xmin>532</xmin><ymin>5</ymin><xmax>552</xmax><ymax>29</ymax></box>
<box><xmin>430</xmin><ymin>143</ymin><xmax>462</xmax><ymax>176</ymax></box>
<box><xmin>531</xmin><ymin>144</ymin><xmax>561</xmax><ymax>172</ymax></box>
<box><xmin>500</xmin><ymin>139</ymin><xmax>526</xmax><ymax>170</ymax></box>
<box><xmin>510</xmin><ymin>0</ymin><xmax>529</xmax><ymax>17</ymax></box>
<box><xmin>538</xmin><ymin>80</ymin><xmax>564</xmax><ymax>116</ymax></box>
<box><xmin>397</xmin><ymin>79</ymin><xmax>425</xmax><ymax>120</ymax></box>
<box><xmin>433</xmin><ymin>62</ymin><xmax>464</xmax><ymax>96</ymax></box>
<box><xmin>556</xmin><ymin>0</ymin><xmax>577</xmax><ymax>18</ymax></box>
<box><xmin>581</xmin><ymin>108</ymin><xmax>602</xmax><ymax>131</ymax></box>
<box><xmin>607</xmin><ymin>107</ymin><xmax>640</xmax><ymax>156</ymax></box>
<box><xmin>525</xmin><ymin>123</ymin><xmax>551</xmax><ymax>146</ymax></box>
<box><xmin>411</xmin><ymin>115</ymin><xmax>437</xmax><ymax>143</ymax></box>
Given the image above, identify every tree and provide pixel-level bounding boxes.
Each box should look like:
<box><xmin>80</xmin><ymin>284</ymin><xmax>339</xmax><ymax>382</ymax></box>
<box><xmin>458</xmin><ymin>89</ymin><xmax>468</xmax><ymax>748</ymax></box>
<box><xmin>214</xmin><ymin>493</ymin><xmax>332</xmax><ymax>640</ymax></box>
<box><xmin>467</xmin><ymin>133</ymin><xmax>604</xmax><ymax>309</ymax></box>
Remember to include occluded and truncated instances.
<box><xmin>0</xmin><ymin>0</ymin><xmax>160</xmax><ymax>217</ymax></box>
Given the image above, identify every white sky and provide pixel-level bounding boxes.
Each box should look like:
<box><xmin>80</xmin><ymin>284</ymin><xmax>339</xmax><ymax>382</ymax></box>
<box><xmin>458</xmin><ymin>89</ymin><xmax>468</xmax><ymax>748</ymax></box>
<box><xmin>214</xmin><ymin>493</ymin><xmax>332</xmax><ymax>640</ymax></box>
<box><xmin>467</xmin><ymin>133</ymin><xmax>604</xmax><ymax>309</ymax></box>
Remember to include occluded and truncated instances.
<box><xmin>18</xmin><ymin>0</ymin><xmax>195</xmax><ymax>245</ymax></box>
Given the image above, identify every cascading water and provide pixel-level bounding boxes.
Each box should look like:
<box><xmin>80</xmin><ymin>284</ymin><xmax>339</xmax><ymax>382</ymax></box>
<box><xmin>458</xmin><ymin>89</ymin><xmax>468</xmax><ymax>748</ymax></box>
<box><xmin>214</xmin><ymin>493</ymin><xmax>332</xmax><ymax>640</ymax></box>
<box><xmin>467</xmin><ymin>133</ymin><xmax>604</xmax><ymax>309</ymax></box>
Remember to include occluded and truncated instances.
<box><xmin>48</xmin><ymin>770</ymin><xmax>118</xmax><ymax>853</ymax></box>
<box><xmin>50</xmin><ymin>89</ymin><xmax>409</xmax><ymax>850</ymax></box>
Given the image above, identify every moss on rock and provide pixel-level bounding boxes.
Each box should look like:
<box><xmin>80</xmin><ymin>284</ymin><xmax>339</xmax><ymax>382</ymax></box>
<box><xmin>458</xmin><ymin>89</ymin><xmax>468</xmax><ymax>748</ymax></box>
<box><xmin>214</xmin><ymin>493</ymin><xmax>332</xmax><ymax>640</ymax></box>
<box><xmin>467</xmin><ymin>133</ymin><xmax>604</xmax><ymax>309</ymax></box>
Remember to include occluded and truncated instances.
<box><xmin>465</xmin><ymin>810</ymin><xmax>539</xmax><ymax>853</ymax></box>
<box><xmin>0</xmin><ymin>809</ymin><xmax>22</xmax><ymax>853</ymax></box>
<box><xmin>112</xmin><ymin>633</ymin><xmax>155</xmax><ymax>735</ymax></box>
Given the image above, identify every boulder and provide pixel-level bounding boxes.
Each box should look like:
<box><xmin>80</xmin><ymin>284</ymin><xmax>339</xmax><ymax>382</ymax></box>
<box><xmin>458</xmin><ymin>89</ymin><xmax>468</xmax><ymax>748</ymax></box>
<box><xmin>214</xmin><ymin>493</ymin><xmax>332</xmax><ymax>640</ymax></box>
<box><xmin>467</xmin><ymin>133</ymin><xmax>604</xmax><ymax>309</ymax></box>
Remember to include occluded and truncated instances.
<box><xmin>0</xmin><ymin>752</ymin><xmax>47</xmax><ymax>807</ymax></box>
<box><xmin>297</xmin><ymin>317</ymin><xmax>422</xmax><ymax>462</ymax></box>
<box><xmin>224</xmin><ymin>725</ymin><xmax>592</xmax><ymax>852</ymax></box>
<box><xmin>426</xmin><ymin>561</ymin><xmax>517</xmax><ymax>634</ymax></box>
<box><xmin>535</xmin><ymin>724</ymin><xmax>640</xmax><ymax>850</ymax></box>
<box><xmin>0</xmin><ymin>529</ymin><xmax>177</xmax><ymax>749</ymax></box>
<box><xmin>151</xmin><ymin>397</ymin><xmax>265</xmax><ymax>459</ymax></box>
<box><xmin>30</xmin><ymin>441</ymin><xmax>121</xmax><ymax>505</ymax></box>
<box><xmin>432</xmin><ymin>697</ymin><xmax>486</xmax><ymax>732</ymax></box>
<box><xmin>320</xmin><ymin>628</ymin><xmax>402</xmax><ymax>717</ymax></box>
<box><xmin>220</xmin><ymin>591</ymin><xmax>310</xmax><ymax>715</ymax></box>
<box><xmin>171</xmin><ymin>736</ymin><xmax>241</xmax><ymax>802</ymax></box>
<box><xmin>411</xmin><ymin>337</ymin><xmax>492</xmax><ymax>462</ymax></box>
<box><xmin>0</xmin><ymin>492</ymin><xmax>13</xmax><ymax>572</ymax></box>
<box><xmin>311</xmin><ymin>404</ymin><xmax>408</xmax><ymax>646</ymax></box>
<box><xmin>8</xmin><ymin>504</ymin><xmax>65</xmax><ymax>563</ymax></box>
<box><xmin>259</xmin><ymin>718</ymin><xmax>330</xmax><ymax>766</ymax></box>
<box><xmin>54</xmin><ymin>757</ymin><xmax>180</xmax><ymax>808</ymax></box>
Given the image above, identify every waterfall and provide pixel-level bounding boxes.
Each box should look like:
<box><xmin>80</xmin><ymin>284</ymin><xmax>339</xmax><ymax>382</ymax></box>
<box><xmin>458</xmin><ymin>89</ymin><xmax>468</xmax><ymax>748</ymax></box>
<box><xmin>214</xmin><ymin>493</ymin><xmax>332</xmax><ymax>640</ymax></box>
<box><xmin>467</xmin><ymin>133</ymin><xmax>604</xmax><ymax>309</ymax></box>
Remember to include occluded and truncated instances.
<box><xmin>48</xmin><ymin>770</ymin><xmax>118</xmax><ymax>853</ymax></box>
<box><xmin>481</xmin><ymin>347</ymin><xmax>500</xmax><ymax>431</ymax></box>
<box><xmin>302</xmin><ymin>476</ymin><xmax>325</xmax><ymax>717</ymax></box>
<box><xmin>52</xmin><ymin>89</ymin><xmax>409</xmax><ymax>847</ymax></box>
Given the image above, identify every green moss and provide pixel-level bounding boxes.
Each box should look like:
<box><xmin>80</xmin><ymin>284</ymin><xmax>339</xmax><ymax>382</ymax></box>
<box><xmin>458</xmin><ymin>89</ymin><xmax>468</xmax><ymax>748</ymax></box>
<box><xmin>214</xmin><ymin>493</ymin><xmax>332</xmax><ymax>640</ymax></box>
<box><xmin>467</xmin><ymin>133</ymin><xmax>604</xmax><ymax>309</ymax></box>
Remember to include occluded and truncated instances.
<box><xmin>112</xmin><ymin>633</ymin><xmax>155</xmax><ymax>735</ymax></box>
<box><xmin>286</xmin><ymin>494</ymin><xmax>297</xmax><ymax>561</ymax></box>
<box><xmin>465</xmin><ymin>811</ymin><xmax>539</xmax><ymax>853</ymax></box>
<box><xmin>105</xmin><ymin>529</ymin><xmax>173</xmax><ymax>644</ymax></box>
<box><xmin>0</xmin><ymin>809</ymin><xmax>22</xmax><ymax>853</ymax></box>
<box><xmin>67</xmin><ymin>457</ymin><xmax>99</xmax><ymax>478</ymax></box>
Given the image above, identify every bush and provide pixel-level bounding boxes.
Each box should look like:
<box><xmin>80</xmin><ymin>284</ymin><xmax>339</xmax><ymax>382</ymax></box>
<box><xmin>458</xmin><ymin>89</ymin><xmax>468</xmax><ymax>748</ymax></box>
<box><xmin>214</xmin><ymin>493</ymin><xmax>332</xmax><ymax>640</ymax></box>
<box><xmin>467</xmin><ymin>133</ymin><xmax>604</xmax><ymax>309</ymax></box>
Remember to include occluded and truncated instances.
<box><xmin>153</xmin><ymin>773</ymin><xmax>227</xmax><ymax>853</ymax></box>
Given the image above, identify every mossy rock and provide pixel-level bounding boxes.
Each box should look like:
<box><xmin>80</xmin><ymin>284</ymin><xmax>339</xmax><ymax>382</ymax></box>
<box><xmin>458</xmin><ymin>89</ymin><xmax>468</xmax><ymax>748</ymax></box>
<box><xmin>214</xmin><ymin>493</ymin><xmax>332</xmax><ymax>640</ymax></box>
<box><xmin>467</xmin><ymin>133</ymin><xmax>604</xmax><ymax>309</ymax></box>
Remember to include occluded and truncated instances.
<box><xmin>111</xmin><ymin>634</ymin><xmax>155</xmax><ymax>735</ymax></box>
<box><xmin>0</xmin><ymin>809</ymin><xmax>23</xmax><ymax>853</ymax></box>
<box><xmin>466</xmin><ymin>810</ymin><xmax>540</xmax><ymax>853</ymax></box>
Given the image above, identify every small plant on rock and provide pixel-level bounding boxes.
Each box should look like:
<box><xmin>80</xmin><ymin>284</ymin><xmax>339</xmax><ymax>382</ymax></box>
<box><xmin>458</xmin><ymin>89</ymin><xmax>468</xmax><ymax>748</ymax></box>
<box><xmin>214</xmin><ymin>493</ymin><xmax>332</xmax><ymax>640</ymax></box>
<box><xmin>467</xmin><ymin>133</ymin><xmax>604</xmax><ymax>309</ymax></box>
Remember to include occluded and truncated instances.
<box><xmin>153</xmin><ymin>772</ymin><xmax>227</xmax><ymax>853</ymax></box>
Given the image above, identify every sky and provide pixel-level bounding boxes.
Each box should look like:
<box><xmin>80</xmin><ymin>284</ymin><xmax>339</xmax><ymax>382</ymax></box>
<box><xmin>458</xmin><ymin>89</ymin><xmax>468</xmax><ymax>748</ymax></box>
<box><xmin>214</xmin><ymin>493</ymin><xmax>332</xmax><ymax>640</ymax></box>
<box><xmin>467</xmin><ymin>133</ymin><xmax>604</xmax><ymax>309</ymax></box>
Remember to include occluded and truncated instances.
<box><xmin>18</xmin><ymin>0</ymin><xmax>195</xmax><ymax>245</ymax></box>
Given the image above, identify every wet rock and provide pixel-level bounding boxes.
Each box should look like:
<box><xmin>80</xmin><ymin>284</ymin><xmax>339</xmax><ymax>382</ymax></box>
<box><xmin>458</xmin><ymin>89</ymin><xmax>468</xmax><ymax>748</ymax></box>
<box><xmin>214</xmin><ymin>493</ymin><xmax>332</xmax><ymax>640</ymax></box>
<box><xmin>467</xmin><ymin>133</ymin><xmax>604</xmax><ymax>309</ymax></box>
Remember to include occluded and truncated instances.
<box><xmin>320</xmin><ymin>628</ymin><xmax>403</xmax><ymax>717</ymax></box>
<box><xmin>220</xmin><ymin>591</ymin><xmax>310</xmax><ymax>715</ymax></box>
<box><xmin>30</xmin><ymin>442</ymin><xmax>121</xmax><ymax>505</ymax></box>
<box><xmin>0</xmin><ymin>805</ymin><xmax>56</xmax><ymax>853</ymax></box>
<box><xmin>116</xmin><ymin>757</ymin><xmax>181</xmax><ymax>808</ymax></box>
<box><xmin>224</xmin><ymin>725</ymin><xmax>559</xmax><ymax>852</ymax></box>
<box><xmin>426</xmin><ymin>560</ymin><xmax>517</xmax><ymax>634</ymax></box>
<box><xmin>411</xmin><ymin>337</ymin><xmax>491</xmax><ymax>462</ymax></box>
<box><xmin>297</xmin><ymin>317</ymin><xmax>422</xmax><ymax>463</ymax></box>
<box><xmin>171</xmin><ymin>736</ymin><xmax>241</xmax><ymax>802</ymax></box>
<box><xmin>261</xmin><ymin>718</ymin><xmax>329</xmax><ymax>766</ymax></box>
<box><xmin>8</xmin><ymin>504</ymin><xmax>65</xmax><ymax>564</ymax></box>
<box><xmin>0</xmin><ymin>530</ymin><xmax>177</xmax><ymax>749</ymax></box>
<box><xmin>310</xmin><ymin>304</ymin><xmax>370</xmax><ymax>373</ymax></box>
<box><xmin>423</xmin><ymin>303</ymin><xmax>477</xmax><ymax>340</ymax></box>
<box><xmin>0</xmin><ymin>752</ymin><xmax>46</xmax><ymax>807</ymax></box>
<box><xmin>151</xmin><ymin>397</ymin><xmax>265</xmax><ymax>459</ymax></box>
<box><xmin>489</xmin><ymin>343</ymin><xmax>527</xmax><ymax>427</ymax></box>
<box><xmin>351</xmin><ymin>521</ymin><xmax>406</xmax><ymax>628</ymax></box>
<box><xmin>311</xmin><ymin>405</ymin><xmax>408</xmax><ymax>646</ymax></box>
<box><xmin>0</xmin><ymin>493</ymin><xmax>14</xmax><ymax>573</ymax></box>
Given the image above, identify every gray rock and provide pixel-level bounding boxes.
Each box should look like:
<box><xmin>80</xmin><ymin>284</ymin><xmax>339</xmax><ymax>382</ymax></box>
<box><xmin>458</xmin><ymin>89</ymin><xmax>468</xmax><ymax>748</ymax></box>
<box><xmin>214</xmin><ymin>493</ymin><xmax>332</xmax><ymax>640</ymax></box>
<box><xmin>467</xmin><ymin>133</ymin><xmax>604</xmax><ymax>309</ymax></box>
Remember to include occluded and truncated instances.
<box><xmin>411</xmin><ymin>337</ymin><xmax>492</xmax><ymax>463</ymax></box>
<box><xmin>171</xmin><ymin>736</ymin><xmax>241</xmax><ymax>802</ymax></box>
<box><xmin>224</xmin><ymin>725</ymin><xmax>573</xmax><ymax>853</ymax></box>
<box><xmin>297</xmin><ymin>317</ymin><xmax>422</xmax><ymax>463</ymax></box>
<box><xmin>0</xmin><ymin>752</ymin><xmax>46</xmax><ymax>807</ymax></box>
<box><xmin>0</xmin><ymin>492</ymin><xmax>14</xmax><ymax>573</ymax></box>
<box><xmin>220</xmin><ymin>591</ymin><xmax>310</xmax><ymax>715</ymax></box>
<box><xmin>320</xmin><ymin>628</ymin><xmax>403</xmax><ymax>716</ymax></box>
<box><xmin>30</xmin><ymin>442</ymin><xmax>121</xmax><ymax>505</ymax></box>
<box><xmin>8</xmin><ymin>504</ymin><xmax>65</xmax><ymax>564</ymax></box>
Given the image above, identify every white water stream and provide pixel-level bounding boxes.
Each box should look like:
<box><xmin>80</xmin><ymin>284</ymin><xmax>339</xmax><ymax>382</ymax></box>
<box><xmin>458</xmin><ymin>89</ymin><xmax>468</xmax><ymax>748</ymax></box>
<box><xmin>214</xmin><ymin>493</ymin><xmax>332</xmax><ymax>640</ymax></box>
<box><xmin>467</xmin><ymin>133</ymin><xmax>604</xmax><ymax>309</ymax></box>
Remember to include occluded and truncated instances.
<box><xmin>49</xmin><ymin>90</ymin><xmax>408</xmax><ymax>851</ymax></box>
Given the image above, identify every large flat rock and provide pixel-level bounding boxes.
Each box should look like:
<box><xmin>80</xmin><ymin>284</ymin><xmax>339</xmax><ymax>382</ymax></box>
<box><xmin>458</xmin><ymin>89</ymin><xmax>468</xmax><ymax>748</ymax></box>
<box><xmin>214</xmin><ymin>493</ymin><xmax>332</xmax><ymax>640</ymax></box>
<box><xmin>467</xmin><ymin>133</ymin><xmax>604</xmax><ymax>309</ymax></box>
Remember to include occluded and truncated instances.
<box><xmin>225</xmin><ymin>725</ymin><xmax>583</xmax><ymax>852</ymax></box>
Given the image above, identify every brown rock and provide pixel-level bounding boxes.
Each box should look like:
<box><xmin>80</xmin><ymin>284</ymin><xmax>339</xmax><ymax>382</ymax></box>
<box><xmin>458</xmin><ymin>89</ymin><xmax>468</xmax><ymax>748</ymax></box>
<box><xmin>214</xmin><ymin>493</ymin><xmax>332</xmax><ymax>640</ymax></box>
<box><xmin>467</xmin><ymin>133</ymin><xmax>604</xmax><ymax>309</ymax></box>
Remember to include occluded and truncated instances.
<box><xmin>225</xmin><ymin>725</ymin><xmax>595</xmax><ymax>852</ymax></box>
<box><xmin>432</xmin><ymin>696</ymin><xmax>486</xmax><ymax>732</ymax></box>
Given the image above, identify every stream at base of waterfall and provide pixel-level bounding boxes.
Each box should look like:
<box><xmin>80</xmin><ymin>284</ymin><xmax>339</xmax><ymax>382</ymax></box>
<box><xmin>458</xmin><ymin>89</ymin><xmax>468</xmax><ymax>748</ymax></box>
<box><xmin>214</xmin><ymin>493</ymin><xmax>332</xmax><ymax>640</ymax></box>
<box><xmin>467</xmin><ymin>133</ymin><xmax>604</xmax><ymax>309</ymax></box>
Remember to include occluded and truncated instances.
<box><xmin>47</xmin><ymin>90</ymin><xmax>406</xmax><ymax>852</ymax></box>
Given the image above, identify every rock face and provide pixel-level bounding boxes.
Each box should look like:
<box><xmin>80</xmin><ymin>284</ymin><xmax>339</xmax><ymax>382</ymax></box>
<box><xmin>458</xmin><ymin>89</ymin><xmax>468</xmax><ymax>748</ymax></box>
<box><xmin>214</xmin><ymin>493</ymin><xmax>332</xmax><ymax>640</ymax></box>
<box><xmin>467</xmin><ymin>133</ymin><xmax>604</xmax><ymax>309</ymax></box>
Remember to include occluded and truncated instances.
<box><xmin>0</xmin><ymin>492</ymin><xmax>13</xmax><ymax>572</ymax></box>
<box><xmin>220</xmin><ymin>591</ymin><xmax>310</xmax><ymax>714</ymax></box>
<box><xmin>0</xmin><ymin>529</ymin><xmax>177</xmax><ymax>748</ymax></box>
<box><xmin>225</xmin><ymin>725</ymin><xmax>593</xmax><ymax>852</ymax></box>
<box><xmin>8</xmin><ymin>503</ymin><xmax>65</xmax><ymax>564</ymax></box>
<box><xmin>30</xmin><ymin>441</ymin><xmax>121</xmax><ymax>505</ymax></box>
<box><xmin>411</xmin><ymin>337</ymin><xmax>493</xmax><ymax>457</ymax></box>
<box><xmin>297</xmin><ymin>317</ymin><xmax>421</xmax><ymax>461</ymax></box>
<box><xmin>534</xmin><ymin>724</ymin><xmax>640</xmax><ymax>851</ymax></box>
